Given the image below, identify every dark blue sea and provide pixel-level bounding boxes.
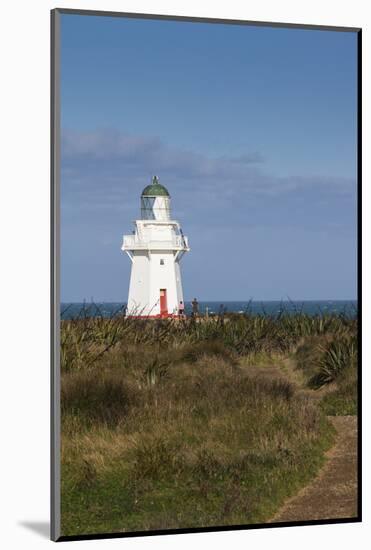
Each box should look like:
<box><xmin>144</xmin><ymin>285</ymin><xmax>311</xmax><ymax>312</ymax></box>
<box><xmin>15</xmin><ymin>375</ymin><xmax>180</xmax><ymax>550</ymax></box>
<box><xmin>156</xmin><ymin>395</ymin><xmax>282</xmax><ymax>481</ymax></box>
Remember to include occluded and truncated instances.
<box><xmin>61</xmin><ymin>300</ymin><xmax>357</xmax><ymax>320</ymax></box>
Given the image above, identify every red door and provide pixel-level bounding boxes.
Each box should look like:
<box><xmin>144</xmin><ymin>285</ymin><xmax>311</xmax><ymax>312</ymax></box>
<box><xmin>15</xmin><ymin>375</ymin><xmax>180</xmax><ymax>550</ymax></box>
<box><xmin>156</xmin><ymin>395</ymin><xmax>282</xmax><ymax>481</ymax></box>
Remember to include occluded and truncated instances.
<box><xmin>160</xmin><ymin>289</ymin><xmax>168</xmax><ymax>317</ymax></box>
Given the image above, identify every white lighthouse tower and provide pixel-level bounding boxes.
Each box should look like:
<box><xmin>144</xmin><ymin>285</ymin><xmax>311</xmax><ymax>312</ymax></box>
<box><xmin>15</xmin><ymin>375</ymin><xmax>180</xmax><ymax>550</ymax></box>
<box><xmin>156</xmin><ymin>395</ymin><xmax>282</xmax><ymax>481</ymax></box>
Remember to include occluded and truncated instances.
<box><xmin>122</xmin><ymin>176</ymin><xmax>190</xmax><ymax>317</ymax></box>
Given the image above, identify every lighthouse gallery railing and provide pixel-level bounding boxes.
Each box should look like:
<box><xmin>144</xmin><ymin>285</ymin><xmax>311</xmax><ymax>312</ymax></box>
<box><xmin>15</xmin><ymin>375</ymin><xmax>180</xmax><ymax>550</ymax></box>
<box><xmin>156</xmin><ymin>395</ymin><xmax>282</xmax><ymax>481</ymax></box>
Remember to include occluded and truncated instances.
<box><xmin>122</xmin><ymin>235</ymin><xmax>189</xmax><ymax>250</ymax></box>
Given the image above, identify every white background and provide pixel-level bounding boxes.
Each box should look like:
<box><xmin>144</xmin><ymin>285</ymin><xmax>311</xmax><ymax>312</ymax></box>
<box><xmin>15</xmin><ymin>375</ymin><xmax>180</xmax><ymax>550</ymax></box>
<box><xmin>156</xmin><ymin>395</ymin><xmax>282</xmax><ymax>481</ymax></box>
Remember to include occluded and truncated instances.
<box><xmin>0</xmin><ymin>0</ymin><xmax>369</xmax><ymax>548</ymax></box>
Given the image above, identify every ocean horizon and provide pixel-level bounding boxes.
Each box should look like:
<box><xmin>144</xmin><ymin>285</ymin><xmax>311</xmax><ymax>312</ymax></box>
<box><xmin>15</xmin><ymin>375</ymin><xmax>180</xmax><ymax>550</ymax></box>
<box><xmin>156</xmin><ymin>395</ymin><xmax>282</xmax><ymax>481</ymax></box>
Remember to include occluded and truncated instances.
<box><xmin>60</xmin><ymin>300</ymin><xmax>357</xmax><ymax>320</ymax></box>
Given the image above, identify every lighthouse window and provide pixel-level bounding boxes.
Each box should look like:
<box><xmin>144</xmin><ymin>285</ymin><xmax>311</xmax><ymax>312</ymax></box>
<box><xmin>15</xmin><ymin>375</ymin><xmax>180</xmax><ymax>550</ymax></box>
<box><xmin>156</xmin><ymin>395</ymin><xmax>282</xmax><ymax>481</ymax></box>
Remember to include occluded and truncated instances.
<box><xmin>160</xmin><ymin>259</ymin><xmax>165</xmax><ymax>265</ymax></box>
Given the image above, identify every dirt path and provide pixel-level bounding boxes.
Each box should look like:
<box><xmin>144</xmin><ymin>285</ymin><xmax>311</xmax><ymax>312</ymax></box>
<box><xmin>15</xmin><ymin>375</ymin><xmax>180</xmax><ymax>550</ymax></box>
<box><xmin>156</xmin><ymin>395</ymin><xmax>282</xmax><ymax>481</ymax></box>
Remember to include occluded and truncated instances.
<box><xmin>241</xmin><ymin>357</ymin><xmax>358</xmax><ymax>522</ymax></box>
<box><xmin>270</xmin><ymin>415</ymin><xmax>358</xmax><ymax>522</ymax></box>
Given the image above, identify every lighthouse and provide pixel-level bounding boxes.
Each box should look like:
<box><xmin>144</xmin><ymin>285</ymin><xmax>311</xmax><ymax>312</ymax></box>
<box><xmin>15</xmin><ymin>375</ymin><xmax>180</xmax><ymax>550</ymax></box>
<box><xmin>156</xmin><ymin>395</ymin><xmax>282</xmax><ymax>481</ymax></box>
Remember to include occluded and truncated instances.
<box><xmin>122</xmin><ymin>176</ymin><xmax>190</xmax><ymax>317</ymax></box>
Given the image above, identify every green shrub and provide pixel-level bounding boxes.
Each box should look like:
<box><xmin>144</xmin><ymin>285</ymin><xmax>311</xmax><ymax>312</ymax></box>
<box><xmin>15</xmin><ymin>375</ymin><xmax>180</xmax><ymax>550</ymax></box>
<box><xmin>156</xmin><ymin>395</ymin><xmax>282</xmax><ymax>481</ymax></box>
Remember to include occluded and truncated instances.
<box><xmin>320</xmin><ymin>357</ymin><xmax>358</xmax><ymax>415</ymax></box>
<box><xmin>309</xmin><ymin>336</ymin><xmax>357</xmax><ymax>388</ymax></box>
<box><xmin>61</xmin><ymin>369</ymin><xmax>139</xmax><ymax>427</ymax></box>
<box><xmin>176</xmin><ymin>340</ymin><xmax>237</xmax><ymax>364</ymax></box>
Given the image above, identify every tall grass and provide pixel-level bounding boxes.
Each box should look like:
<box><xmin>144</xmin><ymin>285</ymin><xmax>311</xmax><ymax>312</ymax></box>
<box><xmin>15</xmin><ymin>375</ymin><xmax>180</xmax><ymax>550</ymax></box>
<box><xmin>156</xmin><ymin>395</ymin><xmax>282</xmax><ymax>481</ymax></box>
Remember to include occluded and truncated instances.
<box><xmin>61</xmin><ymin>354</ymin><xmax>334</xmax><ymax>535</ymax></box>
<box><xmin>61</xmin><ymin>309</ymin><xmax>357</xmax><ymax>372</ymax></box>
<box><xmin>60</xmin><ymin>307</ymin><xmax>357</xmax><ymax>535</ymax></box>
<box><xmin>310</xmin><ymin>336</ymin><xmax>357</xmax><ymax>387</ymax></box>
<box><xmin>294</xmin><ymin>329</ymin><xmax>358</xmax><ymax>415</ymax></box>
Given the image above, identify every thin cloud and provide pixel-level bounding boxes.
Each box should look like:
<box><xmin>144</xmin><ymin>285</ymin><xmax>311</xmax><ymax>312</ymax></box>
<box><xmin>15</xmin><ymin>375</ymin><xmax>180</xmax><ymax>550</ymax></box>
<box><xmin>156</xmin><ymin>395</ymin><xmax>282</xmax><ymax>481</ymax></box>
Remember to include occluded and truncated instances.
<box><xmin>61</xmin><ymin>128</ymin><xmax>356</xmax><ymax>212</ymax></box>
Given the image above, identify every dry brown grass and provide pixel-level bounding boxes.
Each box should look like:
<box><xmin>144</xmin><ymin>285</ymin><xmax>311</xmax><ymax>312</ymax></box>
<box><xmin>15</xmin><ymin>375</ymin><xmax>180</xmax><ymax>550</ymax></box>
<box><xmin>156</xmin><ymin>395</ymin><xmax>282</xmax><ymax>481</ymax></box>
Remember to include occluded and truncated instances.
<box><xmin>60</xmin><ymin>311</ymin><xmax>356</xmax><ymax>535</ymax></box>
<box><xmin>61</xmin><ymin>347</ymin><xmax>335</xmax><ymax>535</ymax></box>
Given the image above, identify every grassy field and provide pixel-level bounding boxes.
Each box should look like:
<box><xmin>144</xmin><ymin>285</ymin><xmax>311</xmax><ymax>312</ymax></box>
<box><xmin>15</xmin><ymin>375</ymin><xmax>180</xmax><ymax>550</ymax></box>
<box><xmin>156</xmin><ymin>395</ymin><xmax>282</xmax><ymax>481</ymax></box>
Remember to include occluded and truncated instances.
<box><xmin>60</xmin><ymin>310</ymin><xmax>358</xmax><ymax>536</ymax></box>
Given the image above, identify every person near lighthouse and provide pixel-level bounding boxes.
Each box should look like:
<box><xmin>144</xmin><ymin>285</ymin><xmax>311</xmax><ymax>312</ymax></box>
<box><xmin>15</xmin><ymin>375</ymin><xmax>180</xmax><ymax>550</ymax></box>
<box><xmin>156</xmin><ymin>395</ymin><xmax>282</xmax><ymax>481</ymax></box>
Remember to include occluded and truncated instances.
<box><xmin>191</xmin><ymin>297</ymin><xmax>199</xmax><ymax>317</ymax></box>
<box><xmin>178</xmin><ymin>300</ymin><xmax>185</xmax><ymax>318</ymax></box>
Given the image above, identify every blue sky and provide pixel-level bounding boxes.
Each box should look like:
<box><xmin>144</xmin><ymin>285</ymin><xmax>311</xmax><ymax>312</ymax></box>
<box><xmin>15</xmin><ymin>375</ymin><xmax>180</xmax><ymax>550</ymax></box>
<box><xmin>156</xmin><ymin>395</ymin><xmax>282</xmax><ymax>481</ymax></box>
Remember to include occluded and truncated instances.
<box><xmin>60</xmin><ymin>13</ymin><xmax>357</xmax><ymax>302</ymax></box>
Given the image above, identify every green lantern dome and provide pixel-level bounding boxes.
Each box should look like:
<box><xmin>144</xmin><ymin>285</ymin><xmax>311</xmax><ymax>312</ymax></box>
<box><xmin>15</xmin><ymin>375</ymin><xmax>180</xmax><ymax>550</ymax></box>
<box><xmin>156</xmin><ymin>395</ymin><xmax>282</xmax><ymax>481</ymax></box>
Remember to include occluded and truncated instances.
<box><xmin>141</xmin><ymin>176</ymin><xmax>170</xmax><ymax>197</ymax></box>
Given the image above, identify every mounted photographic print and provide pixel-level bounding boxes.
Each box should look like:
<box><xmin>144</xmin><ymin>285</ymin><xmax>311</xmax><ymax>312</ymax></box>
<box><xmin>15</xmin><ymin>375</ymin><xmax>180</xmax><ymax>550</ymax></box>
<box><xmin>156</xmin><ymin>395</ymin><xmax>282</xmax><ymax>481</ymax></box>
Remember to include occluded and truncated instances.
<box><xmin>51</xmin><ymin>8</ymin><xmax>361</xmax><ymax>541</ymax></box>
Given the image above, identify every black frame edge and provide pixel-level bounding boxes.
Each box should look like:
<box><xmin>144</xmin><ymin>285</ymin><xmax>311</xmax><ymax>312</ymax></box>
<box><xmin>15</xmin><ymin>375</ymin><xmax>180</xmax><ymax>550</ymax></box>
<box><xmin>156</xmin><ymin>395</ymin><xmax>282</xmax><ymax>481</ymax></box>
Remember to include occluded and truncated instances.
<box><xmin>356</xmin><ymin>28</ymin><xmax>362</xmax><ymax>523</ymax></box>
<box><xmin>53</xmin><ymin>7</ymin><xmax>361</xmax><ymax>32</ymax></box>
<box><xmin>56</xmin><ymin>517</ymin><xmax>362</xmax><ymax>543</ymax></box>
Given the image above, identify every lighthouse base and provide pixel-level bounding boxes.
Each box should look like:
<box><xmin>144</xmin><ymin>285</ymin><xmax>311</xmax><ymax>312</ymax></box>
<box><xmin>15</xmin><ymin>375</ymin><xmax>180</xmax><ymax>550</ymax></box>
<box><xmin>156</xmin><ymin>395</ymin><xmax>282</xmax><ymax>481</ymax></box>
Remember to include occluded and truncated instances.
<box><xmin>126</xmin><ymin>250</ymin><xmax>184</xmax><ymax>317</ymax></box>
<box><xmin>125</xmin><ymin>313</ymin><xmax>183</xmax><ymax>319</ymax></box>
